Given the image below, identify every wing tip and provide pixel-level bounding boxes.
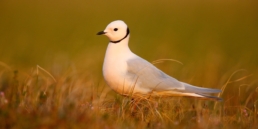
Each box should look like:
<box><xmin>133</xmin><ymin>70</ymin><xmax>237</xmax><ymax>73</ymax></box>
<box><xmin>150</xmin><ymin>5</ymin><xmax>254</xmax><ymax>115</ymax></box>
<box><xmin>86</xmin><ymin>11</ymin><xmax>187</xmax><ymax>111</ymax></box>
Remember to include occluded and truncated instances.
<box><xmin>197</xmin><ymin>93</ymin><xmax>223</xmax><ymax>101</ymax></box>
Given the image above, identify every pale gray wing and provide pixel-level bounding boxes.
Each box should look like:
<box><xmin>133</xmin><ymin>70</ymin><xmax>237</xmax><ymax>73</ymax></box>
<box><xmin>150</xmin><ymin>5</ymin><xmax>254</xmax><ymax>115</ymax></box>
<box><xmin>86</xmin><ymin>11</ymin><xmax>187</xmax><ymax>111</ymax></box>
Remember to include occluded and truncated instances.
<box><xmin>182</xmin><ymin>82</ymin><xmax>221</xmax><ymax>94</ymax></box>
<box><xmin>126</xmin><ymin>57</ymin><xmax>185</xmax><ymax>92</ymax></box>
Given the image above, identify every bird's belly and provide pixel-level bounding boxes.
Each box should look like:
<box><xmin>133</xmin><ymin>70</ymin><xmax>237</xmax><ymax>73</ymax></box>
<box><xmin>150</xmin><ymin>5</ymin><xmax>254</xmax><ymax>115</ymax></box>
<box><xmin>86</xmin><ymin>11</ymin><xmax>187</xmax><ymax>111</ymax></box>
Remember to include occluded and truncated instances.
<box><xmin>103</xmin><ymin>61</ymin><xmax>148</xmax><ymax>95</ymax></box>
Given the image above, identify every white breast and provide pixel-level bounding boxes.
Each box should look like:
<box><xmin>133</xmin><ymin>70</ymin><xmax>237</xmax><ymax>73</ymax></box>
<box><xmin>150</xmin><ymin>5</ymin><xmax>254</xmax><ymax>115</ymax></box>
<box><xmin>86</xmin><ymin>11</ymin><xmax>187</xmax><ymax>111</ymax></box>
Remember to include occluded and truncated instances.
<box><xmin>103</xmin><ymin>41</ymin><xmax>138</xmax><ymax>95</ymax></box>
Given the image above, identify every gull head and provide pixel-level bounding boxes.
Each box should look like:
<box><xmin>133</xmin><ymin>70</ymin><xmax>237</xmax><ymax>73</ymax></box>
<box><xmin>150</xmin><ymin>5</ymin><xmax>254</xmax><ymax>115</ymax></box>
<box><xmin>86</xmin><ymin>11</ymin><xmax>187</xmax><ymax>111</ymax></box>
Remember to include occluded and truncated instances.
<box><xmin>97</xmin><ymin>20</ymin><xmax>130</xmax><ymax>43</ymax></box>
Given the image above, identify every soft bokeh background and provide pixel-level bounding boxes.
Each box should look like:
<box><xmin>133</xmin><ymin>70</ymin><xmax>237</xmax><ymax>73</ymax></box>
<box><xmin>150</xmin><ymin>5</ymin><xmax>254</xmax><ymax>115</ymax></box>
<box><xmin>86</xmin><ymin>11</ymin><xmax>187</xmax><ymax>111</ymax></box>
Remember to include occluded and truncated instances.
<box><xmin>0</xmin><ymin>0</ymin><xmax>258</xmax><ymax>128</ymax></box>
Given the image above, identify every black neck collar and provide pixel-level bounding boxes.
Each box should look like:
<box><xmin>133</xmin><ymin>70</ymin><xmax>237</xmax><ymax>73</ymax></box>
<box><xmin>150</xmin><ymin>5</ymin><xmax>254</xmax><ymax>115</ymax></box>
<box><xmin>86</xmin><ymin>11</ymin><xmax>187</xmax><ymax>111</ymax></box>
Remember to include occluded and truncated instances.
<box><xmin>110</xmin><ymin>28</ymin><xmax>130</xmax><ymax>43</ymax></box>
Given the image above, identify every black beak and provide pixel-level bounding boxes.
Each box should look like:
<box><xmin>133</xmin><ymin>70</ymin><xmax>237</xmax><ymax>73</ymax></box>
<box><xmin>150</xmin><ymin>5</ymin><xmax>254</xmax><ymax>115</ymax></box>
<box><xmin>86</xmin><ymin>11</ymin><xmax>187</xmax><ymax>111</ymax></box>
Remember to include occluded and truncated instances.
<box><xmin>97</xmin><ymin>31</ymin><xmax>106</xmax><ymax>35</ymax></box>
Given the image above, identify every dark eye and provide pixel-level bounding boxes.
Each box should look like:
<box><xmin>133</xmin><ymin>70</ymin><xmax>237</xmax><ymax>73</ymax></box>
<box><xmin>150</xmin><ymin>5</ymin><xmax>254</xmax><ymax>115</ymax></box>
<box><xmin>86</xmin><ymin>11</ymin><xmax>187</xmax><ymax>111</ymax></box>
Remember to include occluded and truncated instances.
<box><xmin>114</xmin><ymin>28</ymin><xmax>118</xmax><ymax>31</ymax></box>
